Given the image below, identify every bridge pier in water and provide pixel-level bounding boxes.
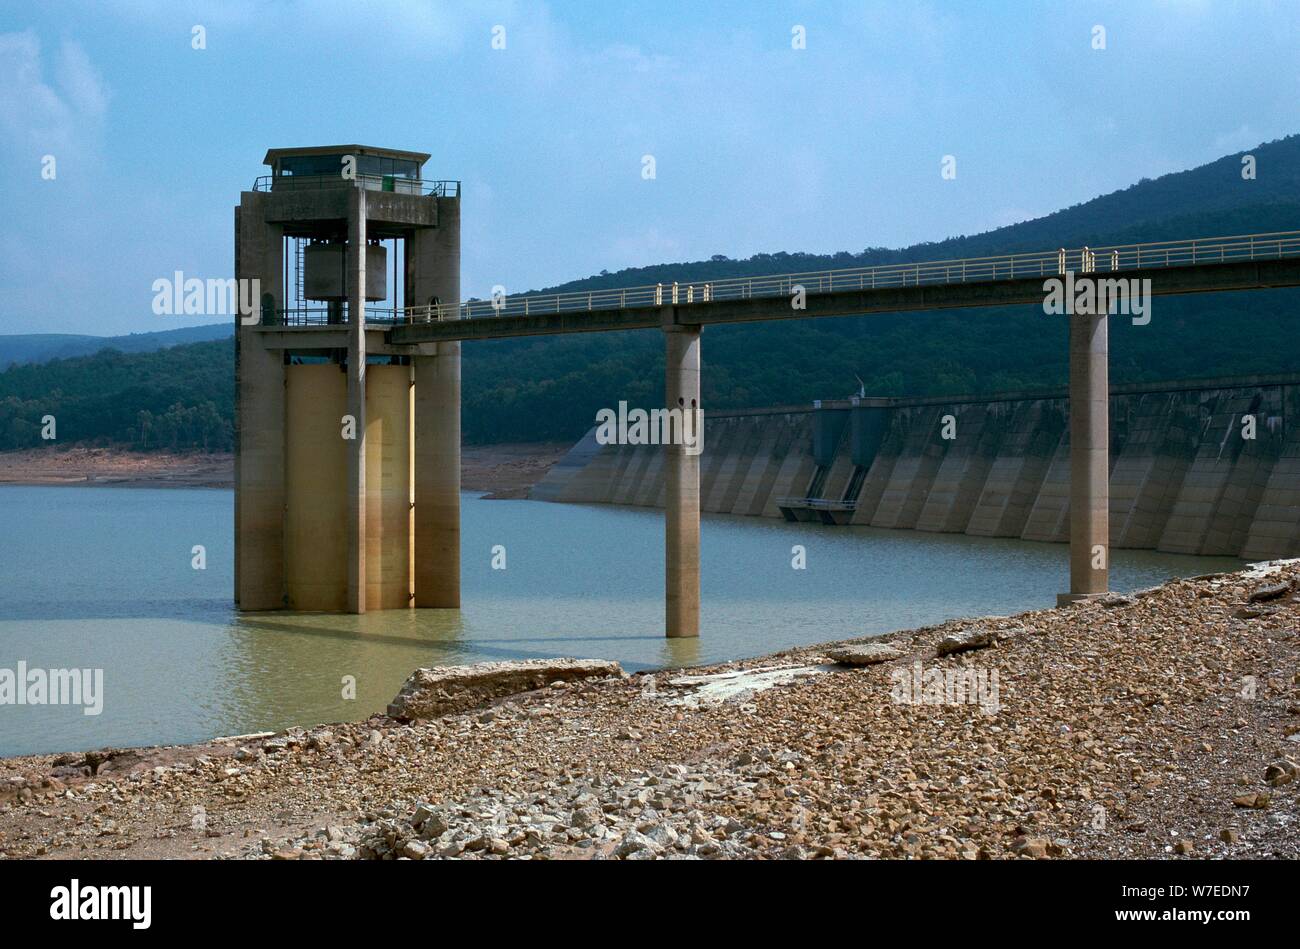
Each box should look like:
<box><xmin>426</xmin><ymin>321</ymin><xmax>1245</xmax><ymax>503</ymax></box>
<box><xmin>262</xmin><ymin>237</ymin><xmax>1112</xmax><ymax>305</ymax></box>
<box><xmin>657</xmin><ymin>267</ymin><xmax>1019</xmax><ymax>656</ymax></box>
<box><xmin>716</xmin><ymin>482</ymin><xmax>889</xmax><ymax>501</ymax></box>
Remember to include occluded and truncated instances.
<box><xmin>664</xmin><ymin>323</ymin><xmax>702</xmax><ymax>638</ymax></box>
<box><xmin>1061</xmin><ymin>301</ymin><xmax>1109</xmax><ymax>605</ymax></box>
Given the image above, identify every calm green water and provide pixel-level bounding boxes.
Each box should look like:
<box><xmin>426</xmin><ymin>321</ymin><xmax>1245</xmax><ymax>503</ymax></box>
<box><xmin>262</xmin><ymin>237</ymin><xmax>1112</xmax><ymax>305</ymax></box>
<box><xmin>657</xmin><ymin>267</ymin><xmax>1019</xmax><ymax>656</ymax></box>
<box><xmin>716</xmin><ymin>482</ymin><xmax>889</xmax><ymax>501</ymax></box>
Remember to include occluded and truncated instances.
<box><xmin>0</xmin><ymin>485</ymin><xmax>1240</xmax><ymax>757</ymax></box>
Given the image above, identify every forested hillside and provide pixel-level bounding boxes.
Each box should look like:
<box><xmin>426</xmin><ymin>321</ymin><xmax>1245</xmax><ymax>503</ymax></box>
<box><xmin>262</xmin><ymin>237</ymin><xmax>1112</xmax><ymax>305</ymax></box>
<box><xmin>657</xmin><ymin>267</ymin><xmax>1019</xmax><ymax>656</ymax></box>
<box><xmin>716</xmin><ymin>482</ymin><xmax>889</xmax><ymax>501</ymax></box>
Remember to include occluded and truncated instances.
<box><xmin>3</xmin><ymin>135</ymin><xmax>1300</xmax><ymax>450</ymax></box>
<box><xmin>0</xmin><ymin>341</ymin><xmax>233</xmax><ymax>451</ymax></box>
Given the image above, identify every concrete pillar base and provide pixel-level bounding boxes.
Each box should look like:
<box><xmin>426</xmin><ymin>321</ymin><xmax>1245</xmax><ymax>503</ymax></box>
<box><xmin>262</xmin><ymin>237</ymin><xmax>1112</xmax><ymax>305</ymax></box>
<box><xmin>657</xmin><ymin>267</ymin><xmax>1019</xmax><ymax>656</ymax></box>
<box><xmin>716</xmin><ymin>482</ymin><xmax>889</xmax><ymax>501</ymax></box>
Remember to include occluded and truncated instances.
<box><xmin>1056</xmin><ymin>591</ymin><xmax>1106</xmax><ymax>608</ymax></box>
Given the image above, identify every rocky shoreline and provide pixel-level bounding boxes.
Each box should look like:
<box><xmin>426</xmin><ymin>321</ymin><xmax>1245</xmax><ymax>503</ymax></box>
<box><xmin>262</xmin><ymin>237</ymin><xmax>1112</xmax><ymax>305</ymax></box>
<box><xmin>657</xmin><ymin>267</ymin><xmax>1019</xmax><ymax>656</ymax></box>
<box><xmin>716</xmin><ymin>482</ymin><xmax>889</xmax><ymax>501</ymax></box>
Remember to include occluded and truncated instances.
<box><xmin>1</xmin><ymin>561</ymin><xmax>1297</xmax><ymax>860</ymax></box>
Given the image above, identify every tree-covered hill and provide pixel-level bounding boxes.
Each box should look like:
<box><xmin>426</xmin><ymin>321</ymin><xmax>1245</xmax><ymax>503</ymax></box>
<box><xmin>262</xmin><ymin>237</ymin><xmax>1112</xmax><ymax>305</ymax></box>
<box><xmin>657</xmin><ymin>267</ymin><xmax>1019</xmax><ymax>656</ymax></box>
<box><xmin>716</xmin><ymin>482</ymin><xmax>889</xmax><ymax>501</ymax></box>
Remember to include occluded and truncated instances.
<box><xmin>3</xmin><ymin>135</ymin><xmax>1300</xmax><ymax>450</ymax></box>
<box><xmin>0</xmin><ymin>341</ymin><xmax>233</xmax><ymax>451</ymax></box>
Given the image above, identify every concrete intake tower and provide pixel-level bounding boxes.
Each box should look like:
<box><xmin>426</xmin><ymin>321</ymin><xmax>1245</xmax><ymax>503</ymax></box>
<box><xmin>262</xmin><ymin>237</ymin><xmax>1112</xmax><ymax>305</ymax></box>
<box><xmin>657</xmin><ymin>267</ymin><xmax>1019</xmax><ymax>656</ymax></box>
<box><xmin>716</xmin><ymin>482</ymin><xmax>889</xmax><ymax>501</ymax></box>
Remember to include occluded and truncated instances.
<box><xmin>234</xmin><ymin>145</ymin><xmax>461</xmax><ymax>613</ymax></box>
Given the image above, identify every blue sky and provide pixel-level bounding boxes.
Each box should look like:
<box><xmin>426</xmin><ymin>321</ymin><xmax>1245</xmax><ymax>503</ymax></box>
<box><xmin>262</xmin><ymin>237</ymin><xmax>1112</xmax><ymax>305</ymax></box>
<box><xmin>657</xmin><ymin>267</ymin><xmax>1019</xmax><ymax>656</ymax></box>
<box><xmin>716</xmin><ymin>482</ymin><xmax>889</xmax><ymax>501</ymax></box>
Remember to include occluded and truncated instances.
<box><xmin>1</xmin><ymin>0</ymin><xmax>1297</xmax><ymax>335</ymax></box>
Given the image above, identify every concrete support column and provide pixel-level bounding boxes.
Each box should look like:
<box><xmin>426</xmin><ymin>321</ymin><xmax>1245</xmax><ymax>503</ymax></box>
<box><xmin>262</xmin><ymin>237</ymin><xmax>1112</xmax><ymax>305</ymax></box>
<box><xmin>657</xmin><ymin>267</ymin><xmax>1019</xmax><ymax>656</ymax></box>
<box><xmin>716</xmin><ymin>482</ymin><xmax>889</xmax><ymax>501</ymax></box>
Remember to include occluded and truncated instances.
<box><xmin>664</xmin><ymin>324</ymin><xmax>702</xmax><ymax>638</ymax></box>
<box><xmin>414</xmin><ymin>345</ymin><xmax>461</xmax><ymax>606</ymax></box>
<box><xmin>234</xmin><ymin>194</ymin><xmax>285</xmax><ymax>610</ymax></box>
<box><xmin>346</xmin><ymin>188</ymin><xmax>368</xmax><ymax>614</ymax></box>
<box><xmin>1061</xmin><ymin>302</ymin><xmax>1109</xmax><ymax>605</ymax></box>
<box><xmin>410</xmin><ymin>196</ymin><xmax>461</xmax><ymax>607</ymax></box>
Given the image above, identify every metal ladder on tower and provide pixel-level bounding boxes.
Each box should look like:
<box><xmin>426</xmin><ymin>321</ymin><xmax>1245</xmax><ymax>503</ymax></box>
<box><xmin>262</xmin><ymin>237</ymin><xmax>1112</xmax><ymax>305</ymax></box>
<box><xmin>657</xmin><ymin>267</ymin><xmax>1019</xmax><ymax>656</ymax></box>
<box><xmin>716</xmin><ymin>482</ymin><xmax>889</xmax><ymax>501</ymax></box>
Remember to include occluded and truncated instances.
<box><xmin>294</xmin><ymin>239</ymin><xmax>305</xmax><ymax>312</ymax></box>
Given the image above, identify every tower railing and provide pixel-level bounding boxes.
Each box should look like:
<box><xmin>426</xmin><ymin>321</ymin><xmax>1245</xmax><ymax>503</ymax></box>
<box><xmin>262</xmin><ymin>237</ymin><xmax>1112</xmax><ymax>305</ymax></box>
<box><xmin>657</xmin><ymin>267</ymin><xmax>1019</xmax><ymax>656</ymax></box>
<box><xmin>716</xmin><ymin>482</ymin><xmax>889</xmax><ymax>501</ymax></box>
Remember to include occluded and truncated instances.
<box><xmin>274</xmin><ymin>304</ymin><xmax>410</xmax><ymax>326</ymax></box>
<box><xmin>252</xmin><ymin>175</ymin><xmax>460</xmax><ymax>197</ymax></box>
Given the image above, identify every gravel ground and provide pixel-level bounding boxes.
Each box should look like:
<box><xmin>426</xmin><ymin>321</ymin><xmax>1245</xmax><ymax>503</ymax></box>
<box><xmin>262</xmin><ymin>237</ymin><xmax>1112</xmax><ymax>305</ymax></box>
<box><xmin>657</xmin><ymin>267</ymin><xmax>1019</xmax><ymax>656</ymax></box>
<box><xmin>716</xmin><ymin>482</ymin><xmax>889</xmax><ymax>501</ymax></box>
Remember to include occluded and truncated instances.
<box><xmin>1</xmin><ymin>561</ymin><xmax>1296</xmax><ymax>860</ymax></box>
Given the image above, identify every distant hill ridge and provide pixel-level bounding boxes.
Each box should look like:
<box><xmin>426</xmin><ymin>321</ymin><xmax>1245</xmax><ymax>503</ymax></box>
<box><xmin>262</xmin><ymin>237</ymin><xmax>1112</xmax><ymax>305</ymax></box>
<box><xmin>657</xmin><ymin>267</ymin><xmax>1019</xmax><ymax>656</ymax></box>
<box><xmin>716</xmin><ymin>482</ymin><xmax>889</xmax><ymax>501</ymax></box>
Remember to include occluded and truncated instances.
<box><xmin>0</xmin><ymin>324</ymin><xmax>232</xmax><ymax>369</ymax></box>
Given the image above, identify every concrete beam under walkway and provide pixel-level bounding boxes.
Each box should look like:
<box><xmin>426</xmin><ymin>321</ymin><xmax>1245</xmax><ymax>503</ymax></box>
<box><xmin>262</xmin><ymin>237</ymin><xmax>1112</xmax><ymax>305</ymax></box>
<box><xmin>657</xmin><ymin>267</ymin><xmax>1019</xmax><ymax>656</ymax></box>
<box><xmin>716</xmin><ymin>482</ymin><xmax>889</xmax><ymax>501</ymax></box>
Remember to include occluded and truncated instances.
<box><xmin>252</xmin><ymin>325</ymin><xmax>438</xmax><ymax>357</ymax></box>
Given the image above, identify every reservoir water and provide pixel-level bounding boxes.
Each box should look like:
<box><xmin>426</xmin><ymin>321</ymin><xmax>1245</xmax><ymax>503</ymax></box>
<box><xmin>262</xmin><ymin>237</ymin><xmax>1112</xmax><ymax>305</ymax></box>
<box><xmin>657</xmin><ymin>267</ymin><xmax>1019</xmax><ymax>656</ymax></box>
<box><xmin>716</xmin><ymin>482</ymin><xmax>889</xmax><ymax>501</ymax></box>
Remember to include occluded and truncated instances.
<box><xmin>0</xmin><ymin>484</ymin><xmax>1241</xmax><ymax>758</ymax></box>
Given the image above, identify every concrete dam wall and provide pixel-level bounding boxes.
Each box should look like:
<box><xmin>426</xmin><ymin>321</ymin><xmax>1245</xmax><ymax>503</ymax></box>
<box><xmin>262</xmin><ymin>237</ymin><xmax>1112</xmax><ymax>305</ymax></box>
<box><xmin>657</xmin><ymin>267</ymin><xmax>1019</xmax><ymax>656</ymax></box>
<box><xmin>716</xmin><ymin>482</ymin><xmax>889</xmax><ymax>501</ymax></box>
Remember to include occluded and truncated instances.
<box><xmin>530</xmin><ymin>375</ymin><xmax>1300</xmax><ymax>560</ymax></box>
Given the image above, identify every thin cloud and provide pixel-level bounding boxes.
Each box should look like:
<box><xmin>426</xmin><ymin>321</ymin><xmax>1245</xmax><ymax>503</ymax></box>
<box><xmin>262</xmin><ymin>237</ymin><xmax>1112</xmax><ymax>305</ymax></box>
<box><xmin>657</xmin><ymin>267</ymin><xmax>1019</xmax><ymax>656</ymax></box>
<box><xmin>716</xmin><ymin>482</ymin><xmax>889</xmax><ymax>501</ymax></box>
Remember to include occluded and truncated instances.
<box><xmin>0</xmin><ymin>32</ymin><xmax>108</xmax><ymax>158</ymax></box>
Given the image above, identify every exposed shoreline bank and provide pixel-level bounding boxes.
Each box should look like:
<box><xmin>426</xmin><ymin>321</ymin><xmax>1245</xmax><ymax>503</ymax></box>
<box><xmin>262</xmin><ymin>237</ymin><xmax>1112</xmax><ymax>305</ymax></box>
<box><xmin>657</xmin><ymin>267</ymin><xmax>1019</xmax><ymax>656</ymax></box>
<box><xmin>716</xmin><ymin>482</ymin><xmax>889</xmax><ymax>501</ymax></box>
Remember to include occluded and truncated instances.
<box><xmin>1</xmin><ymin>561</ymin><xmax>1296</xmax><ymax>860</ymax></box>
<box><xmin>0</xmin><ymin>443</ymin><xmax>569</xmax><ymax>498</ymax></box>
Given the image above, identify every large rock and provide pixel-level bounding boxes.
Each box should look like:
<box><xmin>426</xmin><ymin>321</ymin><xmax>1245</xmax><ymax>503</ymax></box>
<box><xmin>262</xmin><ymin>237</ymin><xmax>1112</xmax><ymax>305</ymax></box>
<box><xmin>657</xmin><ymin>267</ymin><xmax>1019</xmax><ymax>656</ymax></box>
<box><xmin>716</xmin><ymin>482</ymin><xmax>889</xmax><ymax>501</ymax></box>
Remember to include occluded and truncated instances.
<box><xmin>1248</xmin><ymin>581</ymin><xmax>1291</xmax><ymax>603</ymax></box>
<box><xmin>936</xmin><ymin>628</ymin><xmax>998</xmax><ymax>657</ymax></box>
<box><xmin>826</xmin><ymin>643</ymin><xmax>904</xmax><ymax>666</ymax></box>
<box><xmin>386</xmin><ymin>659</ymin><xmax>624</xmax><ymax>721</ymax></box>
<box><xmin>1264</xmin><ymin>759</ymin><xmax>1298</xmax><ymax>787</ymax></box>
